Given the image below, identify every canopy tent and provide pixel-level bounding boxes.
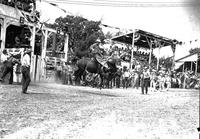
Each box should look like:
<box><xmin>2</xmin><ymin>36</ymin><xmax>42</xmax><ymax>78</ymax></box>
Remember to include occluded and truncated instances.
<box><xmin>111</xmin><ymin>29</ymin><xmax>177</xmax><ymax>70</ymax></box>
<box><xmin>175</xmin><ymin>52</ymin><xmax>199</xmax><ymax>74</ymax></box>
<box><xmin>175</xmin><ymin>53</ymin><xmax>198</xmax><ymax>62</ymax></box>
<box><xmin>112</xmin><ymin>29</ymin><xmax>174</xmax><ymax>49</ymax></box>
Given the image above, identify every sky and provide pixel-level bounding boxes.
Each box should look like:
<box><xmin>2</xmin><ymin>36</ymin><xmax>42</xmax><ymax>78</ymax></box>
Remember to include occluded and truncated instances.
<box><xmin>36</xmin><ymin>0</ymin><xmax>200</xmax><ymax>59</ymax></box>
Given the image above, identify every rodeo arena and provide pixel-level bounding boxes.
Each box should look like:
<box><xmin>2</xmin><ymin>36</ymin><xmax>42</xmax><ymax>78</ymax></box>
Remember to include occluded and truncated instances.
<box><xmin>0</xmin><ymin>1</ymin><xmax>199</xmax><ymax>139</ymax></box>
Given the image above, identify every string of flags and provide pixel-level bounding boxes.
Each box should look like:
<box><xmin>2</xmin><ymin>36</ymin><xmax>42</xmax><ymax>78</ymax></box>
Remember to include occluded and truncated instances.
<box><xmin>38</xmin><ymin>0</ymin><xmax>73</xmax><ymax>15</ymax></box>
<box><xmin>19</xmin><ymin>1</ymin><xmax>199</xmax><ymax>48</ymax></box>
<box><xmin>37</xmin><ymin>1</ymin><xmax>199</xmax><ymax>47</ymax></box>
<box><xmin>101</xmin><ymin>24</ymin><xmax>199</xmax><ymax>45</ymax></box>
<box><xmin>48</xmin><ymin>2</ymin><xmax>67</xmax><ymax>13</ymax></box>
<box><xmin>177</xmin><ymin>39</ymin><xmax>199</xmax><ymax>46</ymax></box>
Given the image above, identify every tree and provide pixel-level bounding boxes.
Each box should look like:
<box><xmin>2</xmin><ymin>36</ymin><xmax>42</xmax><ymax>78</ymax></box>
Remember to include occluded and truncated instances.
<box><xmin>159</xmin><ymin>56</ymin><xmax>173</xmax><ymax>71</ymax></box>
<box><xmin>45</xmin><ymin>15</ymin><xmax>105</xmax><ymax>58</ymax></box>
<box><xmin>104</xmin><ymin>31</ymin><xmax>113</xmax><ymax>40</ymax></box>
<box><xmin>189</xmin><ymin>47</ymin><xmax>200</xmax><ymax>54</ymax></box>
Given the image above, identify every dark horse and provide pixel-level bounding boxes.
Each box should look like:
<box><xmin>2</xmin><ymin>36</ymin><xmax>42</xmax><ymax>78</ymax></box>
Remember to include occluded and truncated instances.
<box><xmin>74</xmin><ymin>56</ymin><xmax>117</xmax><ymax>88</ymax></box>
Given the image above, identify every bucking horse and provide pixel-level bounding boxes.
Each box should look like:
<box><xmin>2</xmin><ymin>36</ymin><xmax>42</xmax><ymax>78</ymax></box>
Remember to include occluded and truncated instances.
<box><xmin>73</xmin><ymin>56</ymin><xmax>118</xmax><ymax>88</ymax></box>
<box><xmin>71</xmin><ymin>44</ymin><xmax>118</xmax><ymax>88</ymax></box>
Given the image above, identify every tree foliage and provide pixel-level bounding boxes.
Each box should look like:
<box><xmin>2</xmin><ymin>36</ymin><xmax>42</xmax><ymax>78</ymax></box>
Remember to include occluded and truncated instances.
<box><xmin>159</xmin><ymin>56</ymin><xmax>173</xmax><ymax>70</ymax></box>
<box><xmin>189</xmin><ymin>47</ymin><xmax>200</xmax><ymax>54</ymax></box>
<box><xmin>45</xmin><ymin>15</ymin><xmax>105</xmax><ymax>54</ymax></box>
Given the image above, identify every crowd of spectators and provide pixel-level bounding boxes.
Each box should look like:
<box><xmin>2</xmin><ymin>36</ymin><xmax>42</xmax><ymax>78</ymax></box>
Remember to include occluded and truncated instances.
<box><xmin>103</xmin><ymin>67</ymin><xmax>200</xmax><ymax>92</ymax></box>
<box><xmin>45</xmin><ymin>44</ymin><xmax>200</xmax><ymax>91</ymax></box>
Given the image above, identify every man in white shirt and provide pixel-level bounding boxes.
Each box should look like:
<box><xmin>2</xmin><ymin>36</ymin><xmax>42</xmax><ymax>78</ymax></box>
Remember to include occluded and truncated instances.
<box><xmin>123</xmin><ymin>68</ymin><xmax>130</xmax><ymax>88</ymax></box>
<box><xmin>21</xmin><ymin>48</ymin><xmax>31</xmax><ymax>94</ymax></box>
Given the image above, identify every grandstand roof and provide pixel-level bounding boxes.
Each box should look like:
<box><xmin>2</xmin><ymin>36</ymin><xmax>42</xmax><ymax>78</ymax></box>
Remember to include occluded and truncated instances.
<box><xmin>175</xmin><ymin>52</ymin><xmax>199</xmax><ymax>62</ymax></box>
<box><xmin>111</xmin><ymin>29</ymin><xmax>175</xmax><ymax>49</ymax></box>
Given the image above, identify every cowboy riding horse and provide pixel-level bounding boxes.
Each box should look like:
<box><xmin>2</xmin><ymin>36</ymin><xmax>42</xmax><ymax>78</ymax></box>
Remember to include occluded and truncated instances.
<box><xmin>73</xmin><ymin>43</ymin><xmax>118</xmax><ymax>88</ymax></box>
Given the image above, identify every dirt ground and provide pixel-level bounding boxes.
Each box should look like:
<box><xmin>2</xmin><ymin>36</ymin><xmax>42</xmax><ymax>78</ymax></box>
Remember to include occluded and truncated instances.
<box><xmin>0</xmin><ymin>83</ymin><xmax>199</xmax><ymax>139</ymax></box>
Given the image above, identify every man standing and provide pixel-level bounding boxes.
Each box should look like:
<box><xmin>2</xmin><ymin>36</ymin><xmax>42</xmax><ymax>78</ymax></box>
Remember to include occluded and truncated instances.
<box><xmin>115</xmin><ymin>68</ymin><xmax>122</xmax><ymax>88</ymax></box>
<box><xmin>140</xmin><ymin>68</ymin><xmax>150</xmax><ymax>94</ymax></box>
<box><xmin>165</xmin><ymin>74</ymin><xmax>171</xmax><ymax>91</ymax></box>
<box><xmin>1</xmin><ymin>49</ymin><xmax>9</xmax><ymax>74</ymax></box>
<box><xmin>56</xmin><ymin>62</ymin><xmax>62</xmax><ymax>82</ymax></box>
<box><xmin>150</xmin><ymin>71</ymin><xmax>157</xmax><ymax>92</ymax></box>
<box><xmin>1</xmin><ymin>49</ymin><xmax>10</xmax><ymax>63</ymax></box>
<box><xmin>122</xmin><ymin>67</ymin><xmax>130</xmax><ymax>89</ymax></box>
<box><xmin>21</xmin><ymin>48</ymin><xmax>31</xmax><ymax>94</ymax></box>
<box><xmin>0</xmin><ymin>49</ymin><xmax>14</xmax><ymax>84</ymax></box>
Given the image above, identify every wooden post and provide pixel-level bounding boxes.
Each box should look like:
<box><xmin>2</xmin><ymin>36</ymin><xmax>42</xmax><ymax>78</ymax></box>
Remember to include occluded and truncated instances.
<box><xmin>30</xmin><ymin>26</ymin><xmax>36</xmax><ymax>81</ymax></box>
<box><xmin>195</xmin><ymin>60</ymin><xmax>198</xmax><ymax>74</ymax></box>
<box><xmin>146</xmin><ymin>37</ymin><xmax>152</xmax><ymax>70</ymax></box>
<box><xmin>34</xmin><ymin>54</ymin><xmax>38</xmax><ymax>82</ymax></box>
<box><xmin>182</xmin><ymin>62</ymin><xmax>186</xmax><ymax>89</ymax></box>
<box><xmin>64</xmin><ymin>34</ymin><xmax>69</xmax><ymax>61</ymax></box>
<box><xmin>190</xmin><ymin>61</ymin><xmax>192</xmax><ymax>71</ymax></box>
<box><xmin>171</xmin><ymin>43</ymin><xmax>176</xmax><ymax>71</ymax></box>
<box><xmin>42</xmin><ymin>30</ymin><xmax>48</xmax><ymax>58</ymax></box>
<box><xmin>157</xmin><ymin>42</ymin><xmax>162</xmax><ymax>71</ymax></box>
<box><xmin>149</xmin><ymin>45</ymin><xmax>152</xmax><ymax>69</ymax></box>
<box><xmin>182</xmin><ymin>62</ymin><xmax>185</xmax><ymax>73</ymax></box>
<box><xmin>52</xmin><ymin>33</ymin><xmax>56</xmax><ymax>56</ymax></box>
<box><xmin>130</xmin><ymin>31</ymin><xmax>135</xmax><ymax>69</ymax></box>
<box><xmin>0</xmin><ymin>18</ymin><xmax>6</xmax><ymax>60</ymax></box>
<box><xmin>41</xmin><ymin>30</ymin><xmax>48</xmax><ymax>79</ymax></box>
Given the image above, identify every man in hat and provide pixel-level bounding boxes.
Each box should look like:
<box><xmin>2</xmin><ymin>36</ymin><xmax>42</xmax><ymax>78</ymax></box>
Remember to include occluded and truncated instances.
<box><xmin>0</xmin><ymin>49</ymin><xmax>12</xmax><ymax>83</ymax></box>
<box><xmin>1</xmin><ymin>49</ymin><xmax>10</xmax><ymax>73</ymax></box>
<box><xmin>1</xmin><ymin>49</ymin><xmax>10</xmax><ymax>63</ymax></box>
<box><xmin>140</xmin><ymin>68</ymin><xmax>150</xmax><ymax>94</ymax></box>
<box><xmin>21</xmin><ymin>48</ymin><xmax>32</xmax><ymax>94</ymax></box>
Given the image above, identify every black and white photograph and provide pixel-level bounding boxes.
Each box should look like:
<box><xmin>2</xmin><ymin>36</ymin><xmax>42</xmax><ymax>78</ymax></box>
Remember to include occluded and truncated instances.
<box><xmin>0</xmin><ymin>0</ymin><xmax>199</xmax><ymax>138</ymax></box>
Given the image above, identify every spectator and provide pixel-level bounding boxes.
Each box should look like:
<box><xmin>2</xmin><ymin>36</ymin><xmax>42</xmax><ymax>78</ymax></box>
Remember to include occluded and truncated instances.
<box><xmin>150</xmin><ymin>71</ymin><xmax>157</xmax><ymax>92</ymax></box>
<box><xmin>67</xmin><ymin>64</ymin><xmax>73</xmax><ymax>85</ymax></box>
<box><xmin>165</xmin><ymin>74</ymin><xmax>171</xmax><ymax>91</ymax></box>
<box><xmin>159</xmin><ymin>73</ymin><xmax>165</xmax><ymax>91</ymax></box>
<box><xmin>1</xmin><ymin>49</ymin><xmax>10</xmax><ymax>63</ymax></box>
<box><xmin>122</xmin><ymin>67</ymin><xmax>130</xmax><ymax>89</ymax></box>
<box><xmin>0</xmin><ymin>50</ymin><xmax>14</xmax><ymax>84</ymax></box>
<box><xmin>56</xmin><ymin>62</ymin><xmax>62</xmax><ymax>82</ymax></box>
<box><xmin>1</xmin><ymin>49</ymin><xmax>10</xmax><ymax>71</ymax></box>
<box><xmin>21</xmin><ymin>48</ymin><xmax>31</xmax><ymax>94</ymax></box>
<box><xmin>14</xmin><ymin>36</ymin><xmax>21</xmax><ymax>48</ymax></box>
<box><xmin>132</xmin><ymin>71</ymin><xmax>139</xmax><ymax>89</ymax></box>
<box><xmin>140</xmin><ymin>68</ymin><xmax>150</xmax><ymax>94</ymax></box>
<box><xmin>115</xmin><ymin>68</ymin><xmax>122</xmax><ymax>88</ymax></box>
